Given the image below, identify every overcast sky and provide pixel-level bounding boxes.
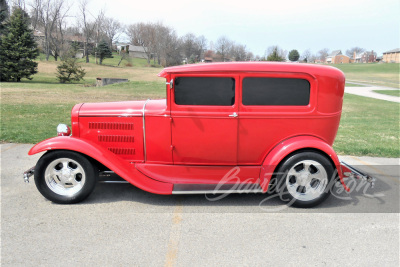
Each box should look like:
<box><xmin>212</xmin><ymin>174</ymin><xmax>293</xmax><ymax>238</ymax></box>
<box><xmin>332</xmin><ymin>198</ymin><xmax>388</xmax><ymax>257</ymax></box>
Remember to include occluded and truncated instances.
<box><xmin>71</xmin><ymin>0</ymin><xmax>399</xmax><ymax>57</ymax></box>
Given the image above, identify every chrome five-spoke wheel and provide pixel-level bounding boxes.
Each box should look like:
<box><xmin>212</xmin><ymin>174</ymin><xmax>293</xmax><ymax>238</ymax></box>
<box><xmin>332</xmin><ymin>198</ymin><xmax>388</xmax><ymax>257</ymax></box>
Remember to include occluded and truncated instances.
<box><xmin>277</xmin><ymin>151</ymin><xmax>335</xmax><ymax>208</ymax></box>
<box><xmin>286</xmin><ymin>160</ymin><xmax>328</xmax><ymax>202</ymax></box>
<box><xmin>34</xmin><ymin>151</ymin><xmax>97</xmax><ymax>204</ymax></box>
<box><xmin>44</xmin><ymin>158</ymin><xmax>86</xmax><ymax>196</ymax></box>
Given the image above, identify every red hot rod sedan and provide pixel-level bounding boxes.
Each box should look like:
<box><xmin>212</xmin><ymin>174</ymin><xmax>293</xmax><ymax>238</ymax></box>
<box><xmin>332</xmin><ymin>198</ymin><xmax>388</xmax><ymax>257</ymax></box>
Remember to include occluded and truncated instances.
<box><xmin>24</xmin><ymin>62</ymin><xmax>374</xmax><ymax>207</ymax></box>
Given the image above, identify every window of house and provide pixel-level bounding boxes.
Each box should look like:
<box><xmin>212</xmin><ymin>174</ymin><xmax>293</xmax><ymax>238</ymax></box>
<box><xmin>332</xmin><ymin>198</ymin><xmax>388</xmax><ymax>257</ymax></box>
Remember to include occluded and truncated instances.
<box><xmin>242</xmin><ymin>77</ymin><xmax>310</xmax><ymax>106</ymax></box>
<box><xmin>174</xmin><ymin>77</ymin><xmax>235</xmax><ymax>106</ymax></box>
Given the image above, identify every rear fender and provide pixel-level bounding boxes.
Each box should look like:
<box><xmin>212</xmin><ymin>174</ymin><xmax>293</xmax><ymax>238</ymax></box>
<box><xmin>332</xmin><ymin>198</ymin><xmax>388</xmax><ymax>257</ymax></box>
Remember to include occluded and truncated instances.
<box><xmin>29</xmin><ymin>136</ymin><xmax>173</xmax><ymax>194</ymax></box>
<box><xmin>260</xmin><ymin>136</ymin><xmax>349</xmax><ymax>192</ymax></box>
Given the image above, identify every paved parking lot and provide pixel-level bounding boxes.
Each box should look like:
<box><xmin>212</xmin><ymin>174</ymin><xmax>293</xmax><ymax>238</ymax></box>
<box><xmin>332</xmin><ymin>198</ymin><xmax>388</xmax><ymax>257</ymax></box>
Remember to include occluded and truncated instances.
<box><xmin>1</xmin><ymin>144</ymin><xmax>399</xmax><ymax>266</ymax></box>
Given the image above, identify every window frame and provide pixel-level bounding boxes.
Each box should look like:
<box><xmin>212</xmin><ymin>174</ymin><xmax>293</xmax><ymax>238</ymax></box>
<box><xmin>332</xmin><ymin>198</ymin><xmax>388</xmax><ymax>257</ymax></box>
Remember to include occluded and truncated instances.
<box><xmin>170</xmin><ymin>73</ymin><xmax>239</xmax><ymax>115</ymax></box>
<box><xmin>238</xmin><ymin>72</ymin><xmax>317</xmax><ymax>115</ymax></box>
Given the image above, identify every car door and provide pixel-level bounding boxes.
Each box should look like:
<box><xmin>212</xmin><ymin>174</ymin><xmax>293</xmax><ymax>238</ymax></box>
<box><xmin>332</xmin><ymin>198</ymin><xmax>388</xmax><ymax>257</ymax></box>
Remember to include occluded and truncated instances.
<box><xmin>170</xmin><ymin>74</ymin><xmax>239</xmax><ymax>165</ymax></box>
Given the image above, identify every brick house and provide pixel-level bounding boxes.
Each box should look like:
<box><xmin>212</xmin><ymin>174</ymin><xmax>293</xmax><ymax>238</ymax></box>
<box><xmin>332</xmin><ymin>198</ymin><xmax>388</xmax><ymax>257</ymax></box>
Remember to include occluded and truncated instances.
<box><xmin>353</xmin><ymin>51</ymin><xmax>377</xmax><ymax>63</ymax></box>
<box><xmin>382</xmin><ymin>48</ymin><xmax>400</xmax><ymax>63</ymax></box>
<box><xmin>325</xmin><ymin>50</ymin><xmax>341</xmax><ymax>63</ymax></box>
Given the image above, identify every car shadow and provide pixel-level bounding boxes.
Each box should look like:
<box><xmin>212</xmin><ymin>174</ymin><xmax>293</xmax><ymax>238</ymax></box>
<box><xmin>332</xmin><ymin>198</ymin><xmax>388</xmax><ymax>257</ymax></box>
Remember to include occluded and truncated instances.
<box><xmin>76</xmin><ymin>169</ymin><xmax>398</xmax><ymax>213</ymax></box>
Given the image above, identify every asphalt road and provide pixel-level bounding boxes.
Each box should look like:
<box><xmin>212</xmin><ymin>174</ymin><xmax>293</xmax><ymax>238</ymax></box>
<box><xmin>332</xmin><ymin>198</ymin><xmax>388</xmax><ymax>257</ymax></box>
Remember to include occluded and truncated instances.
<box><xmin>1</xmin><ymin>144</ymin><xmax>399</xmax><ymax>266</ymax></box>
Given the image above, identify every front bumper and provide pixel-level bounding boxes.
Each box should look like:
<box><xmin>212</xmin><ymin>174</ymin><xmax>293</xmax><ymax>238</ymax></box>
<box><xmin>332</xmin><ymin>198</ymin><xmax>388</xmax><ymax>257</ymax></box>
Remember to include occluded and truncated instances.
<box><xmin>23</xmin><ymin>166</ymin><xmax>35</xmax><ymax>183</ymax></box>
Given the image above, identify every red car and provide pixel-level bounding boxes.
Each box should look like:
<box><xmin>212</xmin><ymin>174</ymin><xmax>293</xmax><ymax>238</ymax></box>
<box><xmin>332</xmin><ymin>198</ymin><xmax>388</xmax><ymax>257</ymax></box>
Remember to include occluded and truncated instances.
<box><xmin>24</xmin><ymin>62</ymin><xmax>374</xmax><ymax>207</ymax></box>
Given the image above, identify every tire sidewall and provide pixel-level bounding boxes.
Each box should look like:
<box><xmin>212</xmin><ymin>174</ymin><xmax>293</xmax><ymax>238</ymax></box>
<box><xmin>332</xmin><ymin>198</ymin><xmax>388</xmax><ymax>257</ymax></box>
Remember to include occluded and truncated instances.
<box><xmin>34</xmin><ymin>150</ymin><xmax>96</xmax><ymax>204</ymax></box>
<box><xmin>275</xmin><ymin>151</ymin><xmax>335</xmax><ymax>208</ymax></box>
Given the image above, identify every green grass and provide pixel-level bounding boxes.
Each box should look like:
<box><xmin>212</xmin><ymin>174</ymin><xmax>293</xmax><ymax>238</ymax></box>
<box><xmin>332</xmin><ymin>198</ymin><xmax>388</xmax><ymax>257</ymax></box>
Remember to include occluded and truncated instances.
<box><xmin>333</xmin><ymin>93</ymin><xmax>399</xmax><ymax>157</ymax></box>
<box><xmin>332</xmin><ymin>63</ymin><xmax>400</xmax><ymax>88</ymax></box>
<box><xmin>372</xmin><ymin>90</ymin><xmax>400</xmax><ymax>97</ymax></box>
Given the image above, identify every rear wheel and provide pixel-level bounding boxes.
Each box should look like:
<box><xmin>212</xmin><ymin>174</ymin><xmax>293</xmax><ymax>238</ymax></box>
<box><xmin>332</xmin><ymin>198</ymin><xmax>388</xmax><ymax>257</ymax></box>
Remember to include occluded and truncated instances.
<box><xmin>34</xmin><ymin>150</ymin><xmax>97</xmax><ymax>204</ymax></box>
<box><xmin>276</xmin><ymin>151</ymin><xmax>334</xmax><ymax>208</ymax></box>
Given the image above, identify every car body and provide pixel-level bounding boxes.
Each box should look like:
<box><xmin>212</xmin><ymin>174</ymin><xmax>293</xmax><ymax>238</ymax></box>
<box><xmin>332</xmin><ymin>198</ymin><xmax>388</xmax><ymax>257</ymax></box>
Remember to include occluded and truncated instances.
<box><xmin>25</xmin><ymin>62</ymin><xmax>374</xmax><ymax>207</ymax></box>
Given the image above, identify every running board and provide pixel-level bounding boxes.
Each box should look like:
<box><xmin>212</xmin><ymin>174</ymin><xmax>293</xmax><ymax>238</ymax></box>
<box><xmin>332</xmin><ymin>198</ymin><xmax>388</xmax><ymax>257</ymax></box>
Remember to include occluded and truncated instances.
<box><xmin>172</xmin><ymin>184</ymin><xmax>263</xmax><ymax>194</ymax></box>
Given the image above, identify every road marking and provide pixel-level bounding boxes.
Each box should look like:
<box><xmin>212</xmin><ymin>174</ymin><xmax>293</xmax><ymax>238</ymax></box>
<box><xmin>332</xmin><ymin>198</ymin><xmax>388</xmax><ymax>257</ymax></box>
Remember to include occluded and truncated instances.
<box><xmin>1</xmin><ymin>144</ymin><xmax>21</xmax><ymax>153</ymax></box>
<box><xmin>164</xmin><ymin>200</ymin><xmax>183</xmax><ymax>267</ymax></box>
<box><xmin>349</xmin><ymin>156</ymin><xmax>399</xmax><ymax>183</ymax></box>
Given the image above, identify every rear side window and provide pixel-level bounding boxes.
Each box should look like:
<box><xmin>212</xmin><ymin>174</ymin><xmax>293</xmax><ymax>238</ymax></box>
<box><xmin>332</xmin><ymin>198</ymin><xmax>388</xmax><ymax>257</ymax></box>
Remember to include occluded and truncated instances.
<box><xmin>242</xmin><ymin>77</ymin><xmax>310</xmax><ymax>106</ymax></box>
<box><xmin>174</xmin><ymin>77</ymin><xmax>235</xmax><ymax>106</ymax></box>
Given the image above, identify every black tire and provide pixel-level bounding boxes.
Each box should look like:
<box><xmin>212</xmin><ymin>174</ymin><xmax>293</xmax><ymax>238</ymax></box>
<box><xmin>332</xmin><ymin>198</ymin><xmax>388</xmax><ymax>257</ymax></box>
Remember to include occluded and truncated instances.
<box><xmin>275</xmin><ymin>151</ymin><xmax>335</xmax><ymax>208</ymax></box>
<box><xmin>34</xmin><ymin>150</ymin><xmax>97</xmax><ymax>204</ymax></box>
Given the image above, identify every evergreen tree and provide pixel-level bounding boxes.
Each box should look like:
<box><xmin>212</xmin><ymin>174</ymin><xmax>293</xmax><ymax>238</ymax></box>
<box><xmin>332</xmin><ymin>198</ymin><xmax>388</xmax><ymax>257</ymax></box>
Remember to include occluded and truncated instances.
<box><xmin>93</xmin><ymin>40</ymin><xmax>113</xmax><ymax>64</ymax></box>
<box><xmin>0</xmin><ymin>8</ymin><xmax>38</xmax><ymax>82</ymax></box>
<box><xmin>0</xmin><ymin>0</ymin><xmax>9</xmax><ymax>35</ymax></box>
<box><xmin>267</xmin><ymin>47</ymin><xmax>285</xmax><ymax>62</ymax></box>
<box><xmin>288</xmin><ymin>49</ymin><xmax>300</xmax><ymax>62</ymax></box>
<box><xmin>56</xmin><ymin>56</ymin><xmax>86</xmax><ymax>83</ymax></box>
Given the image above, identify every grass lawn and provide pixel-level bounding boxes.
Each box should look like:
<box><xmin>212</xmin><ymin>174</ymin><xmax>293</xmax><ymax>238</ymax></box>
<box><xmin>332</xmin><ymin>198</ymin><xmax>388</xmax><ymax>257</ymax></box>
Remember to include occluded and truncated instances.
<box><xmin>372</xmin><ymin>90</ymin><xmax>400</xmax><ymax>97</ymax></box>
<box><xmin>333</xmin><ymin>94</ymin><xmax>399</xmax><ymax>157</ymax></box>
<box><xmin>332</xmin><ymin>63</ymin><xmax>399</xmax><ymax>88</ymax></box>
<box><xmin>1</xmin><ymin>60</ymin><xmax>399</xmax><ymax>157</ymax></box>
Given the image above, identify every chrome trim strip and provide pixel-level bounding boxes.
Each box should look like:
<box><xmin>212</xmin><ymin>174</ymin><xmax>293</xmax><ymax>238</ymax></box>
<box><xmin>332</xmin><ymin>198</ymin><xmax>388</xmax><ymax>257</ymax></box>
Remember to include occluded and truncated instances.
<box><xmin>172</xmin><ymin>189</ymin><xmax>263</xmax><ymax>194</ymax></box>
<box><xmin>142</xmin><ymin>99</ymin><xmax>151</xmax><ymax>162</ymax></box>
<box><xmin>98</xmin><ymin>181</ymin><xmax>129</xmax><ymax>184</ymax></box>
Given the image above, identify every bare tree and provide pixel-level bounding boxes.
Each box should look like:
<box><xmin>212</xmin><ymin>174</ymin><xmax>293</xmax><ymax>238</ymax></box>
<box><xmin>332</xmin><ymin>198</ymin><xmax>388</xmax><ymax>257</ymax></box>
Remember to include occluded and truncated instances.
<box><xmin>215</xmin><ymin>36</ymin><xmax>232</xmax><ymax>62</ymax></box>
<box><xmin>181</xmin><ymin>33</ymin><xmax>197</xmax><ymax>62</ymax></box>
<box><xmin>195</xmin><ymin>35</ymin><xmax>207</xmax><ymax>60</ymax></box>
<box><xmin>103</xmin><ymin>16</ymin><xmax>121</xmax><ymax>49</ymax></box>
<box><xmin>246</xmin><ymin>51</ymin><xmax>254</xmax><ymax>61</ymax></box>
<box><xmin>78</xmin><ymin>0</ymin><xmax>103</xmax><ymax>63</ymax></box>
<box><xmin>231</xmin><ymin>43</ymin><xmax>247</xmax><ymax>61</ymax></box>
<box><xmin>126</xmin><ymin>22</ymin><xmax>155</xmax><ymax>64</ymax></box>
<box><xmin>301</xmin><ymin>49</ymin><xmax>312</xmax><ymax>63</ymax></box>
<box><xmin>345</xmin><ymin>47</ymin><xmax>365</xmax><ymax>58</ymax></box>
<box><xmin>30</xmin><ymin>0</ymin><xmax>68</xmax><ymax>61</ymax></box>
<box><xmin>318</xmin><ymin>48</ymin><xmax>329</xmax><ymax>62</ymax></box>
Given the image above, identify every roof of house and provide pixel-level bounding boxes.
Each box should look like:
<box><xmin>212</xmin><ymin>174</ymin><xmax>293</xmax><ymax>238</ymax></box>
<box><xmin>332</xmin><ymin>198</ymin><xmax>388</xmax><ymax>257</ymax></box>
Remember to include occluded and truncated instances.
<box><xmin>329</xmin><ymin>50</ymin><xmax>342</xmax><ymax>57</ymax></box>
<box><xmin>383</xmin><ymin>48</ymin><xmax>400</xmax><ymax>54</ymax></box>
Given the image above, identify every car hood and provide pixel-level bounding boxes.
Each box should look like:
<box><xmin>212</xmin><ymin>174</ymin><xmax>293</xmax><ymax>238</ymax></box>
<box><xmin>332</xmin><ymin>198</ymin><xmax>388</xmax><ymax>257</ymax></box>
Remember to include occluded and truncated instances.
<box><xmin>78</xmin><ymin>100</ymin><xmax>167</xmax><ymax>117</ymax></box>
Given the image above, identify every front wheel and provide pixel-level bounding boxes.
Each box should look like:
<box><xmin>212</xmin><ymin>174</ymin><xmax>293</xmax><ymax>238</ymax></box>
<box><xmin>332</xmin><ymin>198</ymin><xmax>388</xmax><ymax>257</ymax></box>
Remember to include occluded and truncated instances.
<box><xmin>275</xmin><ymin>151</ymin><xmax>335</xmax><ymax>208</ymax></box>
<box><xmin>34</xmin><ymin>150</ymin><xmax>97</xmax><ymax>204</ymax></box>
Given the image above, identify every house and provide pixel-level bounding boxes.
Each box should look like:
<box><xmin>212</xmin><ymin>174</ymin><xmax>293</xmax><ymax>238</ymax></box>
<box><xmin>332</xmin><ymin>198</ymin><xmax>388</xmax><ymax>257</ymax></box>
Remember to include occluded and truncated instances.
<box><xmin>325</xmin><ymin>50</ymin><xmax>342</xmax><ymax>63</ymax></box>
<box><xmin>115</xmin><ymin>42</ymin><xmax>130</xmax><ymax>53</ymax></box>
<box><xmin>204</xmin><ymin>57</ymin><xmax>213</xmax><ymax>63</ymax></box>
<box><xmin>128</xmin><ymin>45</ymin><xmax>149</xmax><ymax>59</ymax></box>
<box><xmin>382</xmin><ymin>48</ymin><xmax>400</xmax><ymax>63</ymax></box>
<box><xmin>353</xmin><ymin>51</ymin><xmax>377</xmax><ymax>63</ymax></box>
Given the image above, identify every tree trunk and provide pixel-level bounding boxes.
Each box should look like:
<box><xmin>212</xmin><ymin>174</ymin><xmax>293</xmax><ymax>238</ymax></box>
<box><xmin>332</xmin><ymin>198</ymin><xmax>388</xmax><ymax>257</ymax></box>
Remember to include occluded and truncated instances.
<box><xmin>84</xmin><ymin>42</ymin><xmax>89</xmax><ymax>63</ymax></box>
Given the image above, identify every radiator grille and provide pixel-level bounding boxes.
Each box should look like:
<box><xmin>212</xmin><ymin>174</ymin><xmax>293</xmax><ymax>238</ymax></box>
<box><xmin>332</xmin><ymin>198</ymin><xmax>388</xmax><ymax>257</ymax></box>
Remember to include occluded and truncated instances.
<box><xmin>98</xmin><ymin>135</ymin><xmax>134</xmax><ymax>143</ymax></box>
<box><xmin>89</xmin><ymin>122</ymin><xmax>134</xmax><ymax>130</ymax></box>
<box><xmin>108</xmin><ymin>147</ymin><xmax>136</xmax><ymax>155</ymax></box>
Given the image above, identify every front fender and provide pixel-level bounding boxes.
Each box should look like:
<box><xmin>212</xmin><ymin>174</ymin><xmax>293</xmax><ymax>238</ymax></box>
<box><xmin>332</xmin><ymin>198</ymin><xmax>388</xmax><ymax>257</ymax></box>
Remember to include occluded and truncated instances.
<box><xmin>29</xmin><ymin>137</ymin><xmax>173</xmax><ymax>194</ymax></box>
<box><xmin>260</xmin><ymin>135</ymin><xmax>349</xmax><ymax>192</ymax></box>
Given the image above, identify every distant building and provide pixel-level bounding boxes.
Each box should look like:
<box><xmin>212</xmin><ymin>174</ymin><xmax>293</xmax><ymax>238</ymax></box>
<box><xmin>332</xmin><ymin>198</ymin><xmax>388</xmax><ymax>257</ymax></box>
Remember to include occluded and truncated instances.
<box><xmin>353</xmin><ymin>51</ymin><xmax>377</xmax><ymax>63</ymax></box>
<box><xmin>326</xmin><ymin>50</ymin><xmax>342</xmax><ymax>63</ymax></box>
<box><xmin>334</xmin><ymin>54</ymin><xmax>350</xmax><ymax>64</ymax></box>
<box><xmin>382</xmin><ymin>48</ymin><xmax>400</xmax><ymax>63</ymax></box>
<box><xmin>128</xmin><ymin>45</ymin><xmax>149</xmax><ymax>59</ymax></box>
<box><xmin>204</xmin><ymin>57</ymin><xmax>213</xmax><ymax>63</ymax></box>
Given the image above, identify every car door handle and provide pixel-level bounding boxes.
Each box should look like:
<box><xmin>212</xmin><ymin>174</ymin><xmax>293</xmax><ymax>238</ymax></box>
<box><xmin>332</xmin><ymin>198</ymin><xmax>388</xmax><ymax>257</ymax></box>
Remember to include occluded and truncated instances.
<box><xmin>229</xmin><ymin>112</ymin><xmax>238</xmax><ymax>118</ymax></box>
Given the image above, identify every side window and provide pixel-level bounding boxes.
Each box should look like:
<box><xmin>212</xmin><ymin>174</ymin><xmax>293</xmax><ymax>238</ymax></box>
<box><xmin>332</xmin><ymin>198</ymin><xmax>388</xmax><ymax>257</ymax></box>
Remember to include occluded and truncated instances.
<box><xmin>242</xmin><ymin>77</ymin><xmax>310</xmax><ymax>106</ymax></box>
<box><xmin>174</xmin><ymin>77</ymin><xmax>235</xmax><ymax>106</ymax></box>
